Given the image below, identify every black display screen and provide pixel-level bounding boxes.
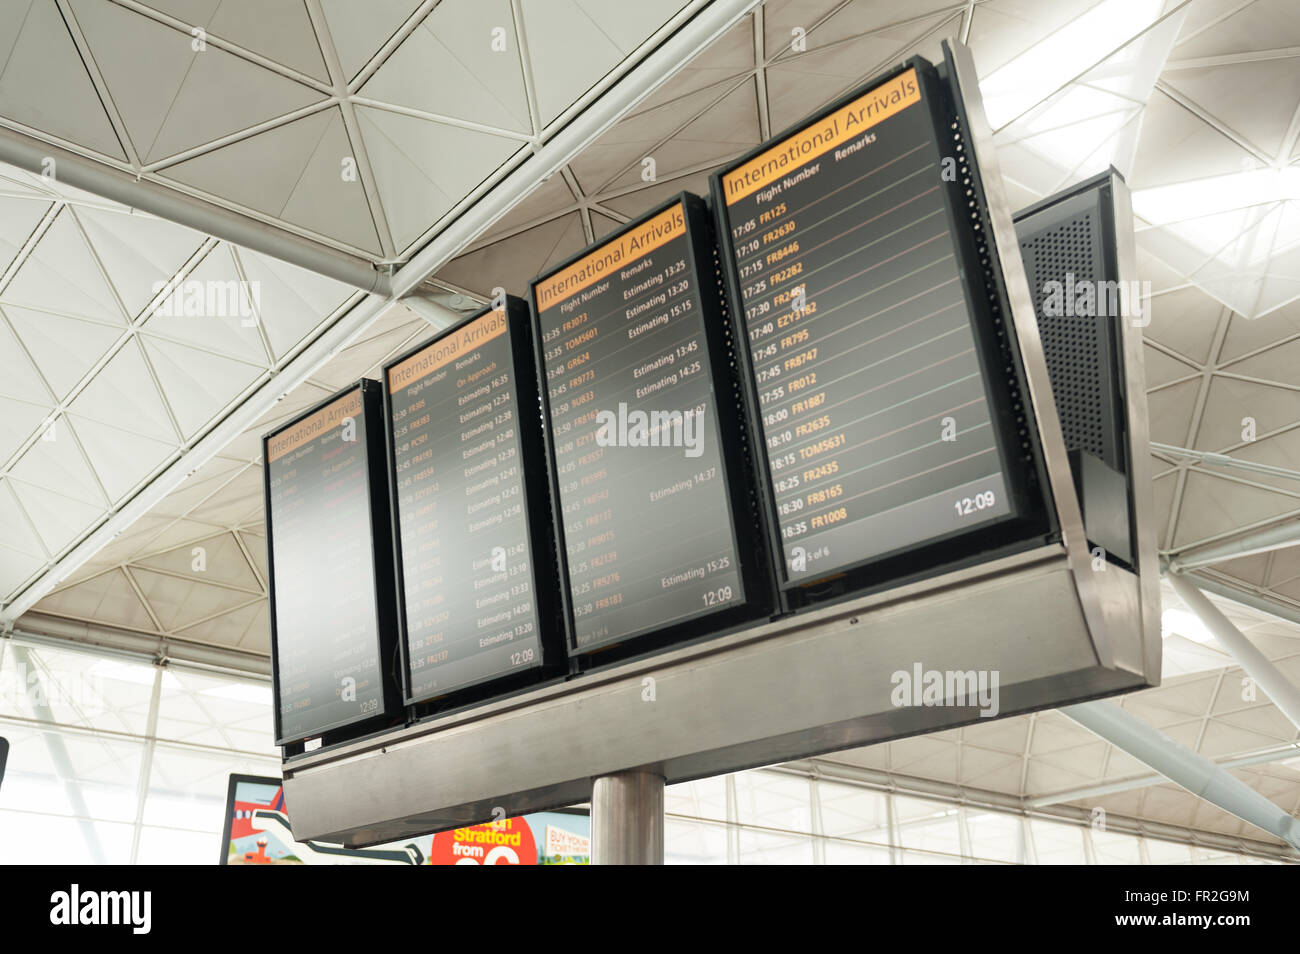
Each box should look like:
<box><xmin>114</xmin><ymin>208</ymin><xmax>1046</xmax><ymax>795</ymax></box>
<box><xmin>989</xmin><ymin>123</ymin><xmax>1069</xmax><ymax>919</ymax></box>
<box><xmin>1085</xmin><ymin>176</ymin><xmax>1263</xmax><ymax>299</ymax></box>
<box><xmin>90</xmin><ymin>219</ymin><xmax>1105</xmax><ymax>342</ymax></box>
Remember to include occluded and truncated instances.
<box><xmin>386</xmin><ymin>306</ymin><xmax>545</xmax><ymax>701</ymax></box>
<box><xmin>716</xmin><ymin>64</ymin><xmax>1016</xmax><ymax>585</ymax></box>
<box><xmin>265</xmin><ymin>385</ymin><xmax>388</xmax><ymax>744</ymax></box>
<box><xmin>532</xmin><ymin>200</ymin><xmax>745</xmax><ymax>652</ymax></box>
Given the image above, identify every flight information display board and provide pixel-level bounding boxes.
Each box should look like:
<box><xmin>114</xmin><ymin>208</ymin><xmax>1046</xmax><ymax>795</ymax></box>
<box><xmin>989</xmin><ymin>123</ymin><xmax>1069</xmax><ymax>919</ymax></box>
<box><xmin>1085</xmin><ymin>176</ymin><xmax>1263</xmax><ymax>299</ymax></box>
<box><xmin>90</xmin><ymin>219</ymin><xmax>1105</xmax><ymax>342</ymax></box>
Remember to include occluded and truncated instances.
<box><xmin>264</xmin><ymin>382</ymin><xmax>397</xmax><ymax>746</ymax></box>
<box><xmin>713</xmin><ymin>60</ymin><xmax>1022</xmax><ymax>588</ymax></box>
<box><xmin>384</xmin><ymin>300</ymin><xmax>559</xmax><ymax>703</ymax></box>
<box><xmin>531</xmin><ymin>196</ymin><xmax>767</xmax><ymax>655</ymax></box>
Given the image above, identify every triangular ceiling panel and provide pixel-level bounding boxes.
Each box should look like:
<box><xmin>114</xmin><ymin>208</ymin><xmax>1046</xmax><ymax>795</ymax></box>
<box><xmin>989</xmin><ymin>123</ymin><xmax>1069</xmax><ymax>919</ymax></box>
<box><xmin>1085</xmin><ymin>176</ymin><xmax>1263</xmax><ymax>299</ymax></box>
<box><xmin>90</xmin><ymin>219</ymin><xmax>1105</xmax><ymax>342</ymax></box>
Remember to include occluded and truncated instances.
<box><xmin>319</xmin><ymin>0</ymin><xmax>423</xmax><ymax>81</ymax></box>
<box><xmin>361</xmin><ymin>0</ymin><xmax>531</xmax><ymax>134</ymax></box>
<box><xmin>766</xmin><ymin>9</ymin><xmax>957</xmax><ymax>131</ymax></box>
<box><xmin>73</xmin><ymin>207</ymin><xmax>204</xmax><ymax>320</ymax></box>
<box><xmin>1141</xmin><ymin>285</ymin><xmax>1224</xmax><ymax>365</ymax></box>
<box><xmin>439</xmin><ymin>212</ymin><xmax>585</xmax><ymax>298</ymax></box>
<box><xmin>1128</xmin><ymin>89</ymin><xmax>1260</xmax><ymax>190</ymax></box>
<box><xmin>66</xmin><ymin>338</ymin><xmax>177</xmax><ymax>442</ymax></box>
<box><xmin>0</xmin><ymin>0</ymin><xmax>125</xmax><ymax>158</ymax></box>
<box><xmin>151</xmin><ymin>457</ymin><xmax>247</xmax><ymax>519</ymax></box>
<box><xmin>277</xmin><ymin>110</ymin><xmax>383</xmax><ymax>254</ymax></box>
<box><xmin>0</xmin><ymin>194</ymin><xmax>51</xmax><ymax>273</ymax></box>
<box><xmin>65</xmin><ymin>0</ymin><xmax>202</xmax><ymax>161</ymax></box>
<box><xmin>175</xmin><ymin>597</ymin><xmax>266</xmax><ymax>648</ymax></box>
<box><xmin>0</xmin><ymin>395</ymin><xmax>49</xmax><ymax>464</ymax></box>
<box><xmin>1173</xmin><ymin>0</ymin><xmax>1300</xmax><ymax>59</ymax></box>
<box><xmin>0</xmin><ymin>477</ymin><xmax>45</xmax><ymax>559</ymax></box>
<box><xmin>139</xmin><ymin>244</ymin><xmax>267</xmax><ymax>365</ymax></box>
<box><xmin>600</xmin><ymin>169</ymin><xmax>714</xmax><ymax>217</ymax></box>
<box><xmin>141</xmin><ymin>335</ymin><xmax>264</xmax><ymax>440</ymax></box>
<box><xmin>518</xmin><ymin>0</ymin><xmax>636</xmax><ymax>127</ymax></box>
<box><xmin>0</xmin><ymin>541</ymin><xmax>43</xmax><ymax>601</ymax></box>
<box><xmin>69</xmin><ymin>0</ymin><xmax>326</xmax><ymax>163</ymax></box>
<box><xmin>185</xmin><ymin>467</ymin><xmax>264</xmax><ymax>526</ymax></box>
<box><xmin>6</xmin><ymin>479</ymin><xmax>106</xmax><ymax>555</ymax></box>
<box><xmin>600</xmin><ymin>77</ymin><xmax>762</xmax><ymax>193</ymax></box>
<box><xmin>202</xmin><ymin>0</ymin><xmax>329</xmax><ymax>82</ymax></box>
<box><xmin>233</xmin><ymin>248</ymin><xmax>354</xmax><ymax>362</ymax></box>
<box><xmin>1219</xmin><ymin>300</ymin><xmax>1300</xmax><ymax>364</ymax></box>
<box><xmin>1195</xmin><ymin>377</ymin><xmax>1300</xmax><ymax>449</ymax></box>
<box><xmin>1162</xmin><ymin>59</ymin><xmax>1300</xmax><ymax>159</ymax></box>
<box><xmin>357</xmin><ymin>105</ymin><xmax>522</xmax><ymax>251</ymax></box>
<box><xmin>1171</xmin><ymin>469</ymin><xmax>1297</xmax><ymax>550</ymax></box>
<box><xmin>66</xmin><ymin>414</ymin><xmax>177</xmax><ymax>504</ymax></box>
<box><xmin>237</xmin><ymin>529</ymin><xmax>267</xmax><ymax>583</ymax></box>
<box><xmin>130</xmin><ymin>565</ymin><xmax>259</xmax><ymax>632</ymax></box>
<box><xmin>0</xmin><ymin>311</ymin><xmax>52</xmax><ymax>405</ymax></box>
<box><xmin>34</xmin><ymin>566</ymin><xmax>155</xmax><ymax>631</ymax></box>
<box><xmin>568</xmin><ymin>74</ymin><xmax>747</xmax><ymax>195</ymax></box>
<box><xmin>472</xmin><ymin>173</ymin><xmax>578</xmax><ymax>249</ymax></box>
<box><xmin>9</xmin><ymin>415</ymin><xmax>106</xmax><ymax>508</ymax></box>
<box><xmin>160</xmin><ymin>108</ymin><xmax>383</xmax><ymax>255</ymax></box>
<box><xmin>135</xmin><ymin>532</ymin><xmax>260</xmax><ymax>591</ymax></box>
<box><xmin>1145</xmin><ymin>377</ymin><xmax>1201</xmax><ymax>448</ymax></box>
<box><xmin>2</xmin><ymin>209</ymin><xmax>125</xmax><ymax>324</ymax></box>
<box><xmin>3</xmin><ymin>304</ymin><xmax>122</xmax><ymax>401</ymax></box>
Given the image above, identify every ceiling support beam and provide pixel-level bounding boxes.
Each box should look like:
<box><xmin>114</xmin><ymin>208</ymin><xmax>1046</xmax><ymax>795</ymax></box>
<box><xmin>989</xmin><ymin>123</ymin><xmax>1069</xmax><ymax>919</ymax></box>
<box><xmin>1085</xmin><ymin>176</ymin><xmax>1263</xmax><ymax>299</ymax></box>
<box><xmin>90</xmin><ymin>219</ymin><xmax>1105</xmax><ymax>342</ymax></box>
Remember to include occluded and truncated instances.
<box><xmin>1027</xmin><ymin>742</ymin><xmax>1300</xmax><ymax>807</ymax></box>
<box><xmin>1167</xmin><ymin>573</ymin><xmax>1300</xmax><ymax>732</ymax></box>
<box><xmin>1178</xmin><ymin>570</ymin><xmax>1300</xmax><ymax>627</ymax></box>
<box><xmin>0</xmin><ymin>127</ymin><xmax>390</xmax><ymax>295</ymax></box>
<box><xmin>1060</xmin><ymin>700</ymin><xmax>1300</xmax><ymax>849</ymax></box>
<box><xmin>1152</xmin><ymin>441</ymin><xmax>1300</xmax><ymax>484</ymax></box>
<box><xmin>1167</xmin><ymin>517</ymin><xmax>1300</xmax><ymax>573</ymax></box>
<box><xmin>12</xmin><ymin>613</ymin><xmax>272</xmax><ymax>678</ymax></box>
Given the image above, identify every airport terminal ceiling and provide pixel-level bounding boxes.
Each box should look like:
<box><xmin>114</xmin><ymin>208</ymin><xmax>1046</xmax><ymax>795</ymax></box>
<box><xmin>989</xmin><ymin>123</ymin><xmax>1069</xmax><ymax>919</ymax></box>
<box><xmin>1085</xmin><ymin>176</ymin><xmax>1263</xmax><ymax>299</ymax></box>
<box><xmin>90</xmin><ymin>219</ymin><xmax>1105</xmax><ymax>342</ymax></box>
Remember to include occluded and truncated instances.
<box><xmin>0</xmin><ymin>0</ymin><xmax>1298</xmax><ymax>852</ymax></box>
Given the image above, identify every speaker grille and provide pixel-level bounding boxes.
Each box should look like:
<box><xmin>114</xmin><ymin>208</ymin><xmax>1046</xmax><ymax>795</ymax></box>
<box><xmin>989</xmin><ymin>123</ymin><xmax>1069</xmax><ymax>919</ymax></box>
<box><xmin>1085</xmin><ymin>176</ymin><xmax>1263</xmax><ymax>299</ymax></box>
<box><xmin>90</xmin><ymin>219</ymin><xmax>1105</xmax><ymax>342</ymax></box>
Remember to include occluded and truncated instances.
<box><xmin>1018</xmin><ymin>209</ymin><xmax>1119</xmax><ymax>469</ymax></box>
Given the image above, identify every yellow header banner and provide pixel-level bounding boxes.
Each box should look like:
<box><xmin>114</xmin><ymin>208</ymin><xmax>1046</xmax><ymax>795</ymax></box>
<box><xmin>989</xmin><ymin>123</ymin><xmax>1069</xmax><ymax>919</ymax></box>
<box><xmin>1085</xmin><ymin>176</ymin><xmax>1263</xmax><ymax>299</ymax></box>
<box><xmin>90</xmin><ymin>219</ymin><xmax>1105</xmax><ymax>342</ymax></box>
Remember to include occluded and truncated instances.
<box><xmin>387</xmin><ymin>308</ymin><xmax>509</xmax><ymax>393</ymax></box>
<box><xmin>722</xmin><ymin>68</ymin><xmax>921</xmax><ymax>205</ymax></box>
<box><xmin>267</xmin><ymin>387</ymin><xmax>363</xmax><ymax>462</ymax></box>
<box><xmin>534</xmin><ymin>202</ymin><xmax>686</xmax><ymax>310</ymax></box>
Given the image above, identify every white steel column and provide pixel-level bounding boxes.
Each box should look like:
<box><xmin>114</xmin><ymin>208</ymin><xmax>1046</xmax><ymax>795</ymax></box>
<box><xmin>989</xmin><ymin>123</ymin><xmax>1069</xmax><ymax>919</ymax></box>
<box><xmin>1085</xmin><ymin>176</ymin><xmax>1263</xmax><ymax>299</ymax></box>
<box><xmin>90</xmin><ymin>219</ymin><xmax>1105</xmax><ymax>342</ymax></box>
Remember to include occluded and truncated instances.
<box><xmin>1061</xmin><ymin>700</ymin><xmax>1300</xmax><ymax>849</ymax></box>
<box><xmin>1168</xmin><ymin>573</ymin><xmax>1300</xmax><ymax>731</ymax></box>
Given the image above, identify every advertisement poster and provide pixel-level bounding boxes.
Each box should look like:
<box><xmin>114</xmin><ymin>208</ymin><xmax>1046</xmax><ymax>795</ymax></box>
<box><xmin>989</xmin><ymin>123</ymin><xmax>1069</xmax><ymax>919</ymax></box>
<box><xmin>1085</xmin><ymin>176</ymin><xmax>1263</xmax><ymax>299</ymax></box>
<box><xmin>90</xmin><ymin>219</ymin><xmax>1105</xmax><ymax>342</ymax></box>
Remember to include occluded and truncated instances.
<box><xmin>221</xmin><ymin>774</ymin><xmax>590</xmax><ymax>865</ymax></box>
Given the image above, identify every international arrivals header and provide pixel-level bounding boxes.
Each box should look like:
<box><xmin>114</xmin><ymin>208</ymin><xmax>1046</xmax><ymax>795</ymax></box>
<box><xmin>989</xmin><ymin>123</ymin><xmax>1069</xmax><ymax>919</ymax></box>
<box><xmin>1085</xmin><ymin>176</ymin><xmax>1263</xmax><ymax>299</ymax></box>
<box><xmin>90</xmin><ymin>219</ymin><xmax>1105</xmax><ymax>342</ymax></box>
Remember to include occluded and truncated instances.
<box><xmin>387</xmin><ymin>307</ymin><xmax>509</xmax><ymax>392</ymax></box>
<box><xmin>722</xmin><ymin>68</ymin><xmax>921</xmax><ymax>204</ymax></box>
<box><xmin>534</xmin><ymin>202</ymin><xmax>686</xmax><ymax>310</ymax></box>
<box><xmin>267</xmin><ymin>387</ymin><xmax>363</xmax><ymax>462</ymax></box>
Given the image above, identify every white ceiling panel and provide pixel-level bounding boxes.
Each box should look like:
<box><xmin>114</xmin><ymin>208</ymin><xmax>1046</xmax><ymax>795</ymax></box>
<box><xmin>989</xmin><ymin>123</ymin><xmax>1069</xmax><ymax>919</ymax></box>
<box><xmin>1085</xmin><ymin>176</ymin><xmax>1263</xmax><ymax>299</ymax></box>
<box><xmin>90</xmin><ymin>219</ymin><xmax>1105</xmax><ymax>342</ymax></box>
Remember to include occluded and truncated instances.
<box><xmin>0</xmin><ymin>0</ymin><xmax>125</xmax><ymax>158</ymax></box>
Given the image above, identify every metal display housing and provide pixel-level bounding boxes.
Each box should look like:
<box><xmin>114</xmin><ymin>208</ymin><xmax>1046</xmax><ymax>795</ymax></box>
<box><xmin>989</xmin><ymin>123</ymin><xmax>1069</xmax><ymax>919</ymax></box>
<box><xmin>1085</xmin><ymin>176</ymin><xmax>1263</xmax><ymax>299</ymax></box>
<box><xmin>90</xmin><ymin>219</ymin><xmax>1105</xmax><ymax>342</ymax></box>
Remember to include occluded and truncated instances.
<box><xmin>527</xmin><ymin>191</ymin><xmax>777</xmax><ymax>665</ymax></box>
<box><xmin>264</xmin><ymin>379</ymin><xmax>402</xmax><ymax>749</ymax></box>
<box><xmin>381</xmin><ymin>298</ymin><xmax>567</xmax><ymax>712</ymax></box>
<box><xmin>278</xmin><ymin>40</ymin><xmax>1159</xmax><ymax>845</ymax></box>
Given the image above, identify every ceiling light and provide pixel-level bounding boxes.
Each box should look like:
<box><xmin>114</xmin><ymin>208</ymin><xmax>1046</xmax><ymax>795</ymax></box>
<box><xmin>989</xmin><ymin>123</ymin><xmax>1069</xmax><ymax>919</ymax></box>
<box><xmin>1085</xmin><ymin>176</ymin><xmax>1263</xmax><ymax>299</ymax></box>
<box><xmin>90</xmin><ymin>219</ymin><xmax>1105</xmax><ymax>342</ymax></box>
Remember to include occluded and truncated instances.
<box><xmin>1132</xmin><ymin>168</ymin><xmax>1300</xmax><ymax>227</ymax></box>
<box><xmin>1161</xmin><ymin>608</ymin><xmax>1215</xmax><ymax>644</ymax></box>
<box><xmin>980</xmin><ymin>0</ymin><xmax>1164</xmax><ymax>129</ymax></box>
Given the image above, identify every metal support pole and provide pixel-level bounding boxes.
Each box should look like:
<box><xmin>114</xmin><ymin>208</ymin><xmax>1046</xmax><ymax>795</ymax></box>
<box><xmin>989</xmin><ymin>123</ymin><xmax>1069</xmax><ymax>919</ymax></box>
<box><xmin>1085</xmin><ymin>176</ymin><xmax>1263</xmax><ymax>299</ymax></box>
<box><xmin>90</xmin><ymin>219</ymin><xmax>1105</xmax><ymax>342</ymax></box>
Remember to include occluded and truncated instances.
<box><xmin>591</xmin><ymin>770</ymin><xmax>665</xmax><ymax>865</ymax></box>
<box><xmin>1168</xmin><ymin>573</ymin><xmax>1300</xmax><ymax>732</ymax></box>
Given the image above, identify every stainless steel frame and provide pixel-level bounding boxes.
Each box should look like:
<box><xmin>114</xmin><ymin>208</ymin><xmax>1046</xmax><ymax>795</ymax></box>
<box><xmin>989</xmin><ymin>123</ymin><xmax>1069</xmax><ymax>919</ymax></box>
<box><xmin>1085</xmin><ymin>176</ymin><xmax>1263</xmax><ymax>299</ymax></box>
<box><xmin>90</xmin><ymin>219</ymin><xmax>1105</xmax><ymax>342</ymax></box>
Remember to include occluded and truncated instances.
<box><xmin>280</xmin><ymin>40</ymin><xmax>1160</xmax><ymax>847</ymax></box>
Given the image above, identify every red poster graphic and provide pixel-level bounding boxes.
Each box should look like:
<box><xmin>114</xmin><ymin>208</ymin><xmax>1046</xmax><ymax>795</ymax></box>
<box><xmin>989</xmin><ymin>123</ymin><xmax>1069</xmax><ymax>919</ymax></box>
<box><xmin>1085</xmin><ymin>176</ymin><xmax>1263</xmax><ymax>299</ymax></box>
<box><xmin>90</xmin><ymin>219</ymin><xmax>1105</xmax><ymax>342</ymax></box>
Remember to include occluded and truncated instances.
<box><xmin>428</xmin><ymin>818</ymin><xmax>538</xmax><ymax>865</ymax></box>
